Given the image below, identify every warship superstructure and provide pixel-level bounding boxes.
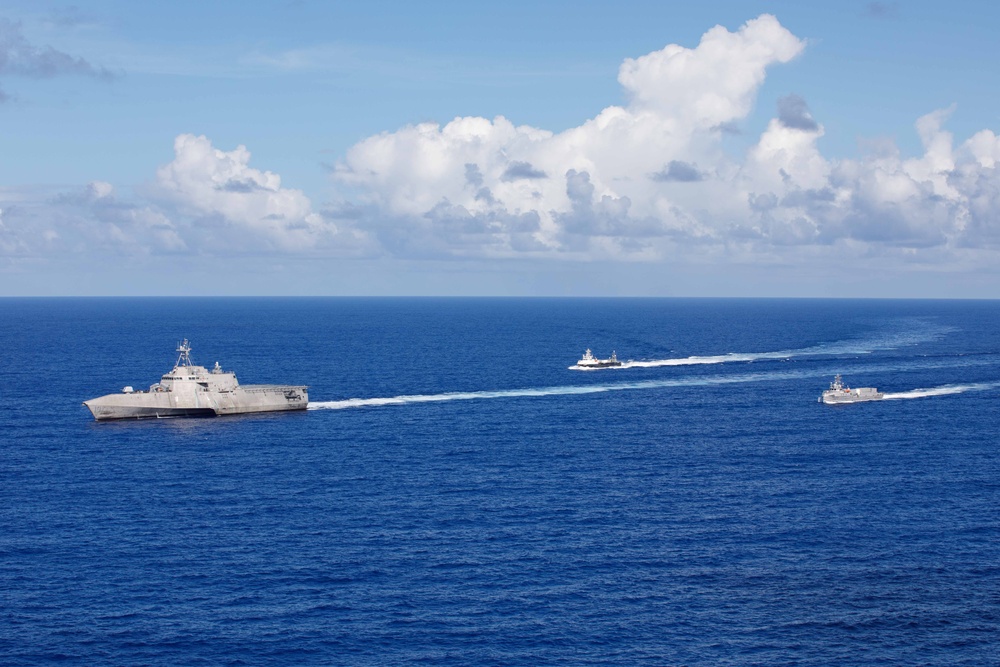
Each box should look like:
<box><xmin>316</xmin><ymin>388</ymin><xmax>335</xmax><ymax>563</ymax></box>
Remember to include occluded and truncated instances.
<box><xmin>819</xmin><ymin>374</ymin><xmax>883</xmax><ymax>405</ymax></box>
<box><xmin>83</xmin><ymin>340</ymin><xmax>308</xmax><ymax>420</ymax></box>
<box><xmin>575</xmin><ymin>348</ymin><xmax>622</xmax><ymax>369</ymax></box>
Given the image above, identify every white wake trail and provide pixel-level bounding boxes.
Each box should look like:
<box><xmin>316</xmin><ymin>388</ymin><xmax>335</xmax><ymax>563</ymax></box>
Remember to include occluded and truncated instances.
<box><xmin>310</xmin><ymin>359</ymin><xmax>997</xmax><ymax>413</ymax></box>
<box><xmin>882</xmin><ymin>382</ymin><xmax>1000</xmax><ymax>400</ymax></box>
<box><xmin>624</xmin><ymin>351</ymin><xmax>788</xmax><ymax>369</ymax></box>
<box><xmin>568</xmin><ymin>320</ymin><xmax>956</xmax><ymax>371</ymax></box>
<box><xmin>570</xmin><ymin>351</ymin><xmax>798</xmax><ymax>371</ymax></box>
<box><xmin>308</xmin><ymin>371</ymin><xmax>803</xmax><ymax>412</ymax></box>
<box><xmin>309</xmin><ymin>386</ymin><xmax>611</xmax><ymax>410</ymax></box>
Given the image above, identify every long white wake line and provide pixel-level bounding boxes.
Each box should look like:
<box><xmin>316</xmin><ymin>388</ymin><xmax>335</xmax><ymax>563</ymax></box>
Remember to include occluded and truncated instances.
<box><xmin>308</xmin><ymin>363</ymin><xmax>999</xmax><ymax>412</ymax></box>
<box><xmin>881</xmin><ymin>382</ymin><xmax>1000</xmax><ymax>400</ymax></box>
<box><xmin>308</xmin><ymin>370</ymin><xmax>801</xmax><ymax>411</ymax></box>
<box><xmin>571</xmin><ymin>351</ymin><xmax>787</xmax><ymax>370</ymax></box>
<box><xmin>568</xmin><ymin>321</ymin><xmax>957</xmax><ymax>371</ymax></box>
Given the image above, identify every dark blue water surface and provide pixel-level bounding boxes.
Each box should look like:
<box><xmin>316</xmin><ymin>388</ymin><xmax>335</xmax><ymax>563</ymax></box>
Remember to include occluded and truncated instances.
<box><xmin>2</xmin><ymin>298</ymin><xmax>1000</xmax><ymax>665</ymax></box>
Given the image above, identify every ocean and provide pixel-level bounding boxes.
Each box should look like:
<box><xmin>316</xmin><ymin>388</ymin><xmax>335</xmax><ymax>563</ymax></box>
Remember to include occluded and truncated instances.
<box><xmin>2</xmin><ymin>297</ymin><xmax>999</xmax><ymax>665</ymax></box>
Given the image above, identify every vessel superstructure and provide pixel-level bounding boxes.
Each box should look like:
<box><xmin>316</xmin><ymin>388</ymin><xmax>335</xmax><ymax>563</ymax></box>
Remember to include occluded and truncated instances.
<box><xmin>83</xmin><ymin>340</ymin><xmax>308</xmax><ymax>420</ymax></box>
<box><xmin>820</xmin><ymin>374</ymin><xmax>883</xmax><ymax>404</ymax></box>
<box><xmin>575</xmin><ymin>348</ymin><xmax>622</xmax><ymax>369</ymax></box>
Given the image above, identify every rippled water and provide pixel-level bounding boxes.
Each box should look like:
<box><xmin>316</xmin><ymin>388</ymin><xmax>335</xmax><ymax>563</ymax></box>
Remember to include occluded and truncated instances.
<box><xmin>2</xmin><ymin>298</ymin><xmax>999</xmax><ymax>665</ymax></box>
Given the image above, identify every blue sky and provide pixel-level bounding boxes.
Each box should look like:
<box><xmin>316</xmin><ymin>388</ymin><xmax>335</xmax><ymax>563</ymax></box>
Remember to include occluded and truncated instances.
<box><xmin>3</xmin><ymin>0</ymin><xmax>1000</xmax><ymax>296</ymax></box>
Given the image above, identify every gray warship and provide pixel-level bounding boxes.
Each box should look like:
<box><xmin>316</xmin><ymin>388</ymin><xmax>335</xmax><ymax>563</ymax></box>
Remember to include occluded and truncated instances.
<box><xmin>819</xmin><ymin>374</ymin><xmax>883</xmax><ymax>404</ymax></box>
<box><xmin>575</xmin><ymin>348</ymin><xmax>622</xmax><ymax>369</ymax></box>
<box><xmin>83</xmin><ymin>340</ymin><xmax>308</xmax><ymax>421</ymax></box>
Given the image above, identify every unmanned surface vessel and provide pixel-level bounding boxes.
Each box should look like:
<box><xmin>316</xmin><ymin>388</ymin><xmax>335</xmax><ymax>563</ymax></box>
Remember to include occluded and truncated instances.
<box><xmin>575</xmin><ymin>348</ymin><xmax>622</xmax><ymax>369</ymax></box>
<box><xmin>83</xmin><ymin>340</ymin><xmax>308</xmax><ymax>420</ymax></box>
<box><xmin>820</xmin><ymin>374</ymin><xmax>883</xmax><ymax>404</ymax></box>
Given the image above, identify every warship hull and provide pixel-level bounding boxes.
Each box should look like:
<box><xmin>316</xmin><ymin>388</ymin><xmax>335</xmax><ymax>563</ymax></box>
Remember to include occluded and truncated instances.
<box><xmin>819</xmin><ymin>375</ymin><xmax>882</xmax><ymax>405</ymax></box>
<box><xmin>820</xmin><ymin>391</ymin><xmax>883</xmax><ymax>405</ymax></box>
<box><xmin>85</xmin><ymin>385</ymin><xmax>308</xmax><ymax>421</ymax></box>
<box><xmin>575</xmin><ymin>349</ymin><xmax>622</xmax><ymax>369</ymax></box>
<box><xmin>84</xmin><ymin>339</ymin><xmax>308</xmax><ymax>422</ymax></box>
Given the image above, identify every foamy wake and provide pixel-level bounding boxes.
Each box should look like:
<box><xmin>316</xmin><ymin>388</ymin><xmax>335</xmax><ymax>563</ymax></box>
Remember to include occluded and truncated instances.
<box><xmin>570</xmin><ymin>351</ymin><xmax>787</xmax><ymax>371</ymax></box>
<box><xmin>568</xmin><ymin>320</ymin><xmax>955</xmax><ymax>371</ymax></box>
<box><xmin>309</xmin><ymin>386</ymin><xmax>608</xmax><ymax>410</ymax></box>
<box><xmin>308</xmin><ymin>371</ymin><xmax>791</xmax><ymax>411</ymax></box>
<box><xmin>310</xmin><ymin>364</ymin><xmax>998</xmax><ymax>412</ymax></box>
<box><xmin>882</xmin><ymin>382</ymin><xmax>1000</xmax><ymax>400</ymax></box>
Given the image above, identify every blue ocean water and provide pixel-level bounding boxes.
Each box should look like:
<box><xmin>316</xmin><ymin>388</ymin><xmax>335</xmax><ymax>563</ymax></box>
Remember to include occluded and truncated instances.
<box><xmin>2</xmin><ymin>297</ymin><xmax>999</xmax><ymax>666</ymax></box>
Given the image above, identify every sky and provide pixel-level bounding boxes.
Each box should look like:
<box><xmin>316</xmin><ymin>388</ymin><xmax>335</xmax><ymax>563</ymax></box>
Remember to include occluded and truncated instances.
<box><xmin>2</xmin><ymin>0</ymin><xmax>1000</xmax><ymax>297</ymax></box>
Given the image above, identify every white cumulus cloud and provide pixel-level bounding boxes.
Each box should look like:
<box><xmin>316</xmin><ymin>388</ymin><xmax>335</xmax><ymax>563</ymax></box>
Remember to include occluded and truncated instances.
<box><xmin>9</xmin><ymin>12</ymin><xmax>1000</xmax><ymax>281</ymax></box>
<box><xmin>1</xmin><ymin>136</ymin><xmax>373</xmax><ymax>262</ymax></box>
<box><xmin>333</xmin><ymin>14</ymin><xmax>807</xmax><ymax>258</ymax></box>
<box><xmin>331</xmin><ymin>13</ymin><xmax>1000</xmax><ymax>266</ymax></box>
<box><xmin>149</xmin><ymin>134</ymin><xmax>334</xmax><ymax>252</ymax></box>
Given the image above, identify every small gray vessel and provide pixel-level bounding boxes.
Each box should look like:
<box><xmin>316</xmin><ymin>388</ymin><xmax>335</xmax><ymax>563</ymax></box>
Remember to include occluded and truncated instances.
<box><xmin>575</xmin><ymin>348</ymin><xmax>622</xmax><ymax>369</ymax></box>
<box><xmin>819</xmin><ymin>374</ymin><xmax>883</xmax><ymax>404</ymax></box>
<box><xmin>83</xmin><ymin>340</ymin><xmax>308</xmax><ymax>421</ymax></box>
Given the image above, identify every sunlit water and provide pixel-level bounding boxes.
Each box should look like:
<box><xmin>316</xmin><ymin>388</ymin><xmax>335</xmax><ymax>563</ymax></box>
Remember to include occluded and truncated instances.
<box><xmin>2</xmin><ymin>297</ymin><xmax>999</xmax><ymax>665</ymax></box>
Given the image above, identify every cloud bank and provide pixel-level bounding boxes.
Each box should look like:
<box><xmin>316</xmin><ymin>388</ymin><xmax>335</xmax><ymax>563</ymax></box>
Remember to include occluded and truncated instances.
<box><xmin>4</xmin><ymin>13</ymin><xmax>1000</xmax><ymax>276</ymax></box>
<box><xmin>0</xmin><ymin>18</ymin><xmax>113</xmax><ymax>100</ymax></box>
<box><xmin>329</xmin><ymin>14</ymin><xmax>1000</xmax><ymax>265</ymax></box>
<box><xmin>0</xmin><ymin>135</ymin><xmax>369</xmax><ymax>261</ymax></box>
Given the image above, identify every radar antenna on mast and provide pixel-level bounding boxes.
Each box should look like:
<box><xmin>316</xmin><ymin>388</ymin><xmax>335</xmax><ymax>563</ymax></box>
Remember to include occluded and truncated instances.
<box><xmin>175</xmin><ymin>339</ymin><xmax>193</xmax><ymax>367</ymax></box>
